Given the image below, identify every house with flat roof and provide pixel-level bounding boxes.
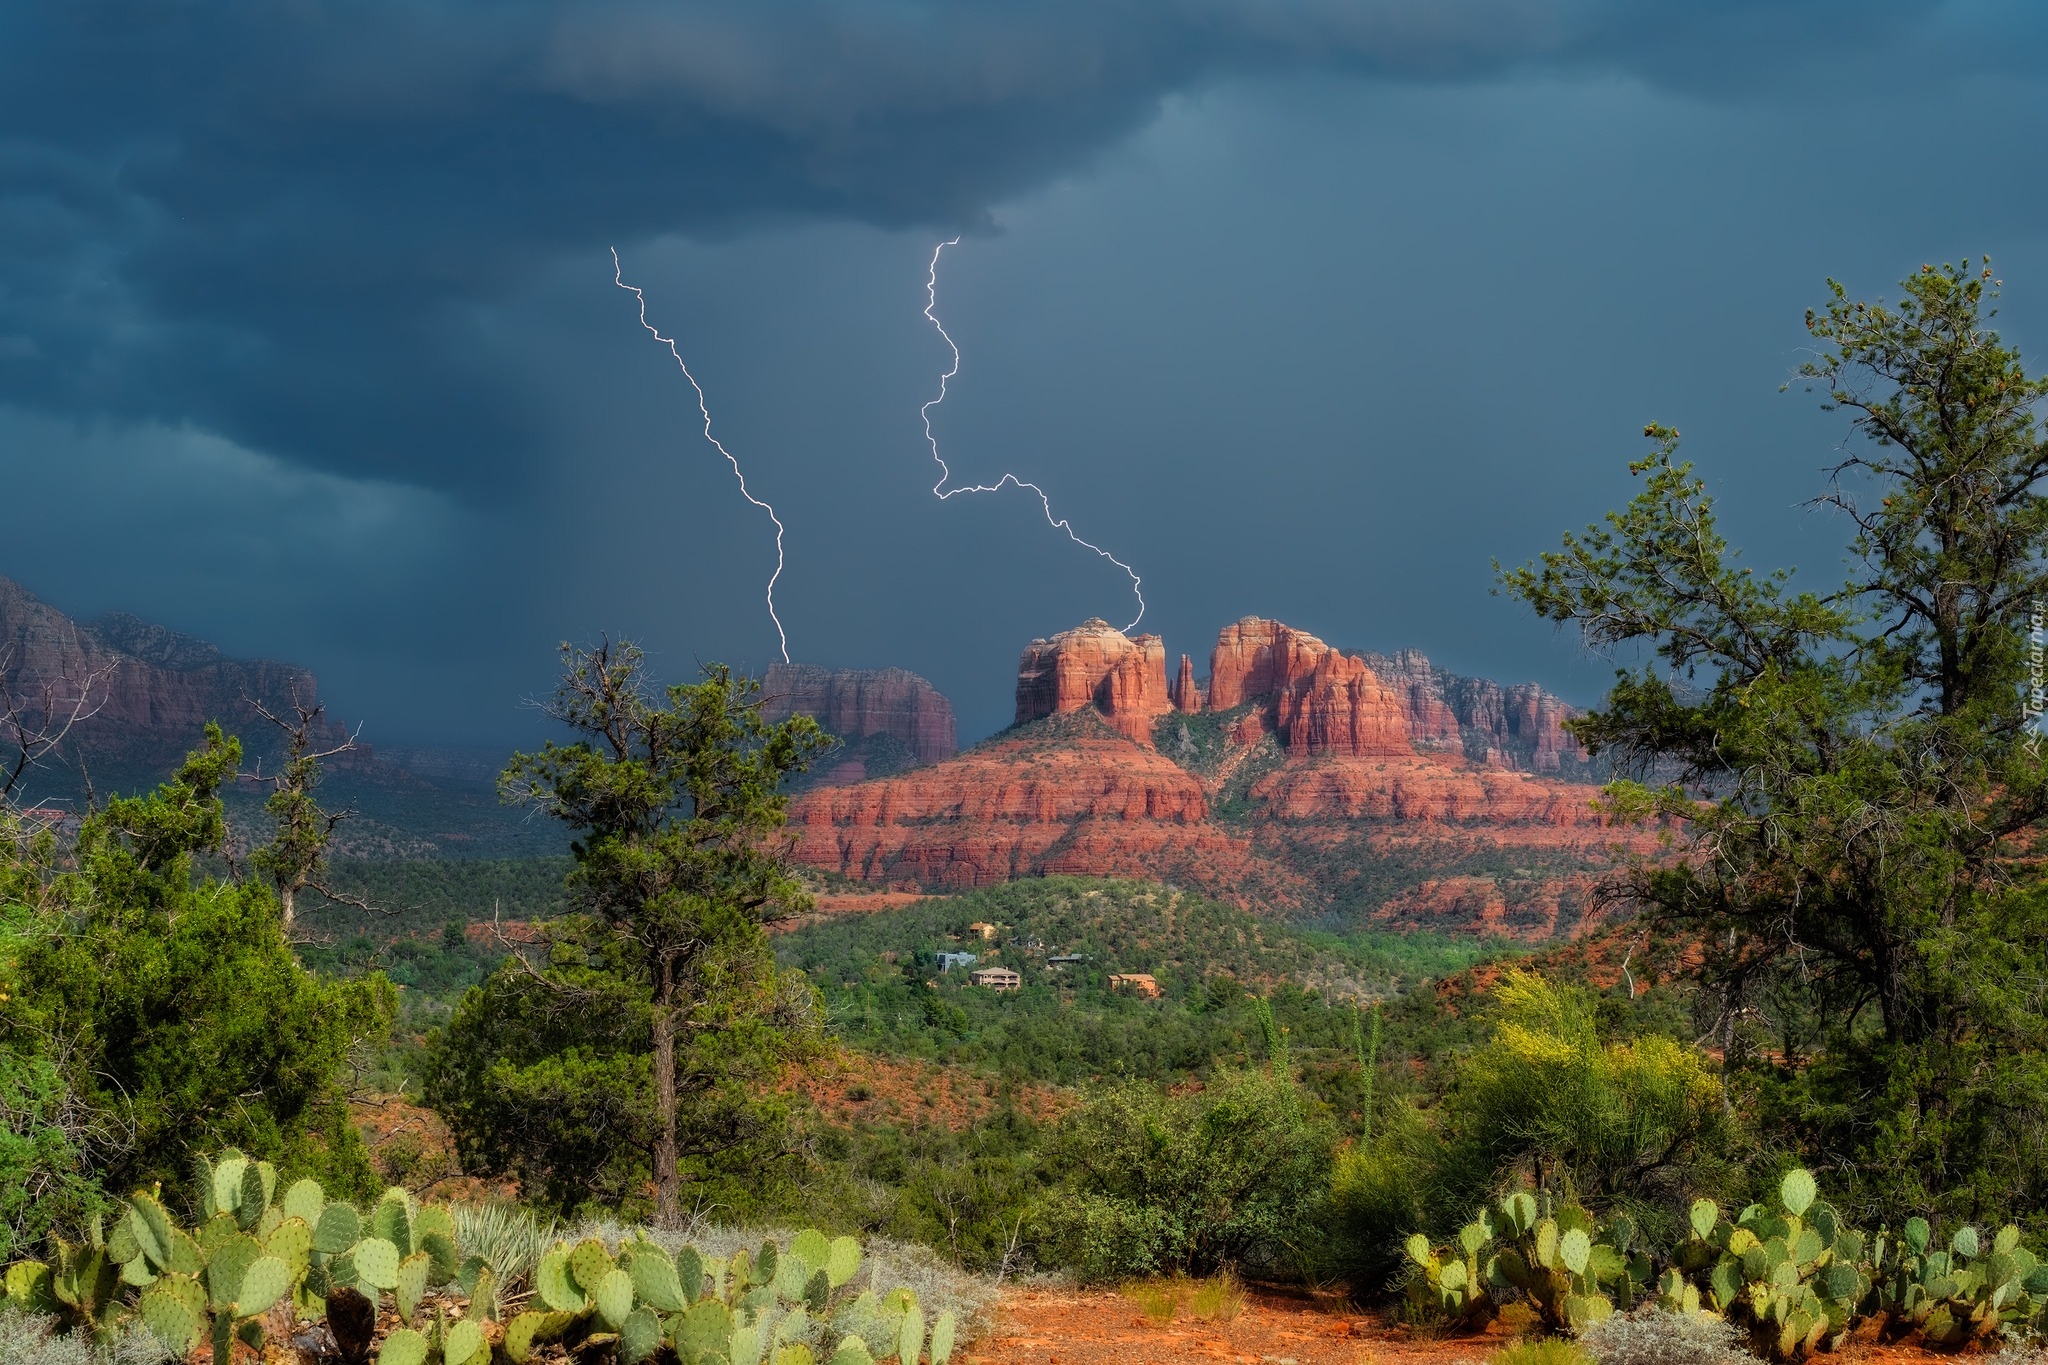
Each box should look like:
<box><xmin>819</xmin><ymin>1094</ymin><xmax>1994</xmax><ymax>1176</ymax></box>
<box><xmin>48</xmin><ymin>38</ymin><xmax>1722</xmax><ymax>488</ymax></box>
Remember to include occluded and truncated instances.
<box><xmin>1110</xmin><ymin>973</ymin><xmax>1162</xmax><ymax>999</ymax></box>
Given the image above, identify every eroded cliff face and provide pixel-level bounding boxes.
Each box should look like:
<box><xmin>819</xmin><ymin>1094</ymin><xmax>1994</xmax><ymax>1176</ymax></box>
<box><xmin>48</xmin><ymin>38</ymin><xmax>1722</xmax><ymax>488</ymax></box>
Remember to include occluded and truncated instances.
<box><xmin>1014</xmin><ymin>619</ymin><xmax>1172</xmax><ymax>744</ymax></box>
<box><xmin>786</xmin><ymin>614</ymin><xmax>1639</xmax><ymax>938</ymax></box>
<box><xmin>762</xmin><ymin>663</ymin><xmax>957</xmax><ymax>786</ymax></box>
<box><xmin>1364</xmin><ymin>647</ymin><xmax>1589</xmax><ymax>774</ymax></box>
<box><xmin>0</xmin><ymin>576</ymin><xmax>340</xmax><ymax>781</ymax></box>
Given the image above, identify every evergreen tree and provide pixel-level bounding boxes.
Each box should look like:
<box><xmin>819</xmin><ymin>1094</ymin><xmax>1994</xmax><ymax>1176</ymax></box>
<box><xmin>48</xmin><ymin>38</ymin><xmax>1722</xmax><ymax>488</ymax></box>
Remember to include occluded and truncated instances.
<box><xmin>428</xmin><ymin>642</ymin><xmax>829</xmax><ymax>1223</ymax></box>
<box><xmin>1502</xmin><ymin>260</ymin><xmax>2048</xmax><ymax>1222</ymax></box>
<box><xmin>2</xmin><ymin>725</ymin><xmax>392</xmax><ymax>1248</ymax></box>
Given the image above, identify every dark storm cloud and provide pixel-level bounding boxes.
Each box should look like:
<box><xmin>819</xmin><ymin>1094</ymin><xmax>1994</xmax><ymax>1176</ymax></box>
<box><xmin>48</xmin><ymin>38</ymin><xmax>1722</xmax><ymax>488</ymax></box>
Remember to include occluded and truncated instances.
<box><xmin>0</xmin><ymin>0</ymin><xmax>1957</xmax><ymax>498</ymax></box>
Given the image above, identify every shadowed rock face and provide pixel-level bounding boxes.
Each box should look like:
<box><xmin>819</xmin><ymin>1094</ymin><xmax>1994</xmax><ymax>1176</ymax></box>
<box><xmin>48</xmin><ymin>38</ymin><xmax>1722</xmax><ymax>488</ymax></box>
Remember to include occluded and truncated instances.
<box><xmin>762</xmin><ymin>662</ymin><xmax>957</xmax><ymax>787</ymax></box>
<box><xmin>0</xmin><ymin>576</ymin><xmax>342</xmax><ymax>785</ymax></box>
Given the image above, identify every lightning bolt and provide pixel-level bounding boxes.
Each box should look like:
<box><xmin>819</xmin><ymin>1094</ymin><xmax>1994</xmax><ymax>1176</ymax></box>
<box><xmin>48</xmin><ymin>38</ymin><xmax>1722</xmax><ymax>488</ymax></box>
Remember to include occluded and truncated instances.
<box><xmin>612</xmin><ymin>248</ymin><xmax>790</xmax><ymax>662</ymax></box>
<box><xmin>921</xmin><ymin>239</ymin><xmax>1146</xmax><ymax>633</ymax></box>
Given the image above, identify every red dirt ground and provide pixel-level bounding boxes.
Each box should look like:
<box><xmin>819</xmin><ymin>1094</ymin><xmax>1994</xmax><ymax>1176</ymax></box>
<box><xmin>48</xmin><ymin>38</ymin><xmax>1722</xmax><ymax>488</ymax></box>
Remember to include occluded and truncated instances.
<box><xmin>790</xmin><ymin>1048</ymin><xmax>1071</xmax><ymax>1131</ymax></box>
<box><xmin>966</xmin><ymin>1289</ymin><xmax>1990</xmax><ymax>1365</ymax></box>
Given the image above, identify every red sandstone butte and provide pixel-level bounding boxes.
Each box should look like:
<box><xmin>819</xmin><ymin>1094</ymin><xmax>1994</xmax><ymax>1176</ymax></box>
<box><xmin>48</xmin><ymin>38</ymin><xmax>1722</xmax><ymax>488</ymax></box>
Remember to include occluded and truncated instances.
<box><xmin>1014</xmin><ymin>619</ymin><xmax>1173</xmax><ymax>744</ymax></box>
<box><xmin>762</xmin><ymin>663</ymin><xmax>957</xmax><ymax>766</ymax></box>
<box><xmin>1364</xmin><ymin>647</ymin><xmax>1586</xmax><ymax>772</ymax></box>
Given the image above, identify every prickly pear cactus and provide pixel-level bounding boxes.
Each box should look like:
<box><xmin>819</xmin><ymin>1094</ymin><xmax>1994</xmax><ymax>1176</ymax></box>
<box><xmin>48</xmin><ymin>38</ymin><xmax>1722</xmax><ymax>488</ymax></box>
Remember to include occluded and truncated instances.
<box><xmin>502</xmin><ymin>1228</ymin><xmax>956</xmax><ymax>1365</ymax></box>
<box><xmin>1670</xmin><ymin>1169</ymin><xmax>1867</xmax><ymax>1359</ymax></box>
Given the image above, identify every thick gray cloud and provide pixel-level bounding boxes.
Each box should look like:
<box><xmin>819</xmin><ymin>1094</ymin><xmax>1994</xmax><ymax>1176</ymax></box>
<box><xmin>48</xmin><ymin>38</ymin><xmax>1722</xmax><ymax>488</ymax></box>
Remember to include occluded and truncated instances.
<box><xmin>5</xmin><ymin>0</ymin><xmax>2048</xmax><ymax>746</ymax></box>
<box><xmin>0</xmin><ymin>0</ymin><xmax>1946</xmax><ymax>491</ymax></box>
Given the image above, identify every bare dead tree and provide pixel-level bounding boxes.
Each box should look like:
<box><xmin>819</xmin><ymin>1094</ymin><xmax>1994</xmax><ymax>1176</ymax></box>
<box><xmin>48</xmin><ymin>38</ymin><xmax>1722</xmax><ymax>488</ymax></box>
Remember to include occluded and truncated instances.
<box><xmin>243</xmin><ymin>687</ymin><xmax>378</xmax><ymax>926</ymax></box>
<box><xmin>0</xmin><ymin>640</ymin><xmax>117</xmax><ymax>812</ymax></box>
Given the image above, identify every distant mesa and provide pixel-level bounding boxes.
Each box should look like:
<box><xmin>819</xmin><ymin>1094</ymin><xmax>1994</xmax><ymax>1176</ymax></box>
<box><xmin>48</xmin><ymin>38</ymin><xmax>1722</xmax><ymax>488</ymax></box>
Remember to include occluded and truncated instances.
<box><xmin>762</xmin><ymin>662</ymin><xmax>957</xmax><ymax>788</ymax></box>
<box><xmin>0</xmin><ymin>575</ymin><xmax>348</xmax><ymax>788</ymax></box>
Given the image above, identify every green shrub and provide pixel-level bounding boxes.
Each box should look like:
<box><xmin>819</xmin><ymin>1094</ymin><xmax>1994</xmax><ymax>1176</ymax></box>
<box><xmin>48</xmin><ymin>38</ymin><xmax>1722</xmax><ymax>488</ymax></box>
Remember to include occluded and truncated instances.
<box><xmin>3</xmin><ymin>729</ymin><xmax>393</xmax><ymax>1212</ymax></box>
<box><xmin>1328</xmin><ymin>1102</ymin><xmax>1431</xmax><ymax>1294</ymax></box>
<box><xmin>1034</xmin><ymin>1068</ymin><xmax>1334</xmax><ymax>1281</ymax></box>
<box><xmin>1435</xmin><ymin>972</ymin><xmax>1738</xmax><ymax>1234</ymax></box>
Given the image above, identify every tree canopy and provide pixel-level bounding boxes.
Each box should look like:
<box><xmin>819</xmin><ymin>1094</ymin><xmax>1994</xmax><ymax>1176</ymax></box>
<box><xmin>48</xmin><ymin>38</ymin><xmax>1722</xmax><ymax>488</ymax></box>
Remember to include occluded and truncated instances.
<box><xmin>1502</xmin><ymin>259</ymin><xmax>2048</xmax><ymax>1224</ymax></box>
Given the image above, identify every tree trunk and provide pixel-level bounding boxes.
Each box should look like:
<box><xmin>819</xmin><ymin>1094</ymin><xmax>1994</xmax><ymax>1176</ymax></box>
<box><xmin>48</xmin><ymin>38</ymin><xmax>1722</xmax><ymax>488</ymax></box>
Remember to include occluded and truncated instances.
<box><xmin>653</xmin><ymin>953</ymin><xmax>679</xmax><ymax>1227</ymax></box>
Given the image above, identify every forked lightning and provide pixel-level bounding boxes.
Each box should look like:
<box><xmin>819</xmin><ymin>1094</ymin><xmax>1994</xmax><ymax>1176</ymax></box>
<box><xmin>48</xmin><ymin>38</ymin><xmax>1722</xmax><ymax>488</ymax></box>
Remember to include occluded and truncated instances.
<box><xmin>612</xmin><ymin>247</ymin><xmax>791</xmax><ymax>662</ymax></box>
<box><xmin>921</xmin><ymin>239</ymin><xmax>1145</xmax><ymax>633</ymax></box>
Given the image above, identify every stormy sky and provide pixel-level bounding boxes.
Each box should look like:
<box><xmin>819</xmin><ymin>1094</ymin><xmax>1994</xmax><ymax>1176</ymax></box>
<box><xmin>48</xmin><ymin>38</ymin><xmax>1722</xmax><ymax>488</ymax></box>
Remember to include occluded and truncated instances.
<box><xmin>7</xmin><ymin>1</ymin><xmax>2048</xmax><ymax>746</ymax></box>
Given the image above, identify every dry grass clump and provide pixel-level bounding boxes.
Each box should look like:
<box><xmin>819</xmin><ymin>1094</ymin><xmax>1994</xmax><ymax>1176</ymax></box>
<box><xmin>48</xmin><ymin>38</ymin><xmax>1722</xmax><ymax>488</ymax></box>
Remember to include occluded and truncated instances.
<box><xmin>1490</xmin><ymin>1338</ymin><xmax>1592</xmax><ymax>1365</ymax></box>
<box><xmin>1118</xmin><ymin>1271</ymin><xmax>1249</xmax><ymax>1326</ymax></box>
<box><xmin>1578</xmin><ymin>1308</ymin><xmax>1756</xmax><ymax>1365</ymax></box>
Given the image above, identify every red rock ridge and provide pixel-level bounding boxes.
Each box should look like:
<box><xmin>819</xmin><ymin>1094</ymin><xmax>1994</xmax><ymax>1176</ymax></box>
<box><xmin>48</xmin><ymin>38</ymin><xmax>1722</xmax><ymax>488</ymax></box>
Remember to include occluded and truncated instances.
<box><xmin>783</xmin><ymin>715</ymin><xmax>1303</xmax><ymax>900</ymax></box>
<box><xmin>0</xmin><ymin>576</ymin><xmax>344</xmax><ymax>779</ymax></box>
<box><xmin>1206</xmin><ymin>618</ymin><xmax>1412</xmax><ymax>758</ymax></box>
<box><xmin>762</xmin><ymin>663</ymin><xmax>957</xmax><ymax>767</ymax></box>
<box><xmin>784</xmin><ymin>614</ymin><xmax>1630</xmax><ymax>940</ymax></box>
<box><xmin>1014</xmin><ymin>619</ymin><xmax>1172</xmax><ymax>744</ymax></box>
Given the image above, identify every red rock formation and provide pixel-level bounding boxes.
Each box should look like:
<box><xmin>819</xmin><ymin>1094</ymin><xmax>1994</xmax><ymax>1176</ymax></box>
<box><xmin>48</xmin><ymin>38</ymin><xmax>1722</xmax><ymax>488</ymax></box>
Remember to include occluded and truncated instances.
<box><xmin>1204</xmin><ymin>618</ymin><xmax>1411</xmax><ymax>757</ymax></box>
<box><xmin>1172</xmin><ymin>654</ymin><xmax>1202</xmax><ymax>713</ymax></box>
<box><xmin>1207</xmin><ymin>618</ymin><xmax>1335</xmax><ymax>712</ymax></box>
<box><xmin>0</xmin><ymin>576</ymin><xmax>343</xmax><ymax>780</ymax></box>
<box><xmin>1014</xmin><ymin>619</ymin><xmax>1172</xmax><ymax>744</ymax></box>
<box><xmin>1366</xmin><ymin>649</ymin><xmax>1587</xmax><ymax>773</ymax></box>
<box><xmin>1251</xmin><ymin>756</ymin><xmax>1603</xmax><ymax>825</ymax></box>
<box><xmin>762</xmin><ymin>664</ymin><xmax>957</xmax><ymax>767</ymax></box>
<box><xmin>784</xmin><ymin>714</ymin><xmax>1302</xmax><ymax>900</ymax></box>
<box><xmin>783</xmin><ymin>614</ymin><xmax>1631</xmax><ymax>941</ymax></box>
<box><xmin>1360</xmin><ymin>648</ymin><xmax>1466</xmax><ymax>754</ymax></box>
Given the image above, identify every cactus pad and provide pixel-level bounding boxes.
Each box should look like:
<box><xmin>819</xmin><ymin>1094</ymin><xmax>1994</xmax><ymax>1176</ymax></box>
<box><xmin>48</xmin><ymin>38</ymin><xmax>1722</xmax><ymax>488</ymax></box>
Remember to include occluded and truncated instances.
<box><xmin>446</xmin><ymin>1318</ymin><xmax>488</xmax><ymax>1365</ymax></box>
<box><xmin>377</xmin><ymin>1326</ymin><xmax>430</xmax><ymax>1365</ymax></box>
<box><xmin>235</xmin><ymin>1255</ymin><xmax>292</xmax><ymax>1319</ymax></box>
<box><xmin>630</xmin><ymin>1248</ymin><xmax>688</xmax><ymax>1312</ymax></box>
<box><xmin>826</xmin><ymin>1236</ymin><xmax>862</xmax><ymax>1289</ymax></box>
<box><xmin>896</xmin><ymin>1303</ymin><xmax>924</xmax><ymax>1365</ymax></box>
<box><xmin>570</xmin><ymin>1239</ymin><xmax>615</xmax><ymax>1297</ymax></box>
<box><xmin>395</xmin><ymin>1251</ymin><xmax>430</xmax><ymax>1325</ymax></box>
<box><xmin>535</xmin><ymin>1246</ymin><xmax>582</xmax><ymax>1313</ymax></box>
<box><xmin>314</xmin><ymin>1202</ymin><xmax>362</xmax><ymax>1256</ymax></box>
<box><xmin>353</xmin><ymin>1237</ymin><xmax>402</xmax><ymax>1291</ymax></box>
<box><xmin>930</xmin><ymin>1309</ymin><xmax>957</xmax><ymax>1365</ymax></box>
<box><xmin>138</xmin><ymin>1286</ymin><xmax>203</xmax><ymax>1354</ymax></box>
<box><xmin>619</xmin><ymin>1306</ymin><xmax>663</xmax><ymax>1364</ymax></box>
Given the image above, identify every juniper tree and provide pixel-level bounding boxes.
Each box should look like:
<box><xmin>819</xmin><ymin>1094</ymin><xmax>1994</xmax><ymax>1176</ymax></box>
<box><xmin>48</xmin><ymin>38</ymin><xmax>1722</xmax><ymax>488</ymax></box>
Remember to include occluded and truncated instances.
<box><xmin>433</xmin><ymin>642</ymin><xmax>828</xmax><ymax>1223</ymax></box>
<box><xmin>1501</xmin><ymin>260</ymin><xmax>2048</xmax><ymax>1221</ymax></box>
